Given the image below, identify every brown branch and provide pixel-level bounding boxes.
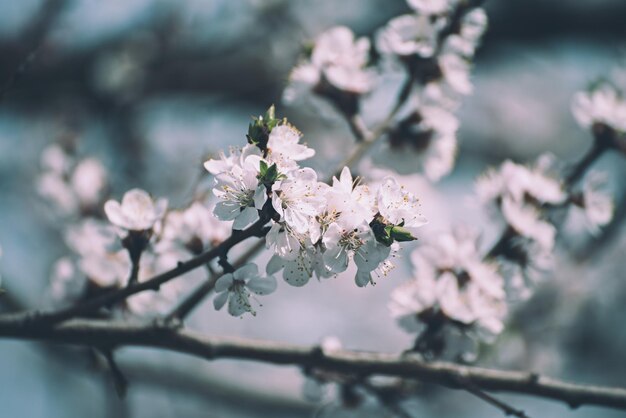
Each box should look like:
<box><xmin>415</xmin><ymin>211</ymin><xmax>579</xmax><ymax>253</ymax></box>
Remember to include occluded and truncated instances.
<box><xmin>3</xmin><ymin>213</ymin><xmax>271</xmax><ymax>327</ymax></box>
<box><xmin>0</xmin><ymin>318</ymin><xmax>625</xmax><ymax>411</ymax></box>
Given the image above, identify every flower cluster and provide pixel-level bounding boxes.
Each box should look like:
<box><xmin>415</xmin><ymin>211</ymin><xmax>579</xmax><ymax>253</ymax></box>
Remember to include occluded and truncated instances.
<box><xmin>37</xmin><ymin>142</ymin><xmax>108</xmax><ymax>218</ymax></box>
<box><xmin>475</xmin><ymin>156</ymin><xmax>567</xmax><ymax>253</ymax></box>
<box><xmin>204</xmin><ymin>107</ymin><xmax>427</xmax><ymax>299</ymax></box>
<box><xmin>47</xmin><ymin>186</ymin><xmax>232</xmax><ymax>316</ymax></box>
<box><xmin>389</xmin><ymin>227</ymin><xmax>506</xmax><ymax>343</ymax></box>
<box><xmin>374</xmin><ymin>1</ymin><xmax>488</xmax><ymax>181</ymax></box>
<box><xmin>284</xmin><ymin>26</ymin><xmax>373</xmax><ymax>108</ymax></box>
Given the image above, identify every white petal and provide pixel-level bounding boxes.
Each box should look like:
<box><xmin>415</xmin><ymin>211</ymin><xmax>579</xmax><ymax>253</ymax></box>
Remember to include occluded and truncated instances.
<box><xmin>214</xmin><ymin>273</ymin><xmax>234</xmax><ymax>292</ymax></box>
<box><xmin>233</xmin><ymin>206</ymin><xmax>259</xmax><ymax>230</ymax></box>
<box><xmin>355</xmin><ymin>269</ymin><xmax>372</xmax><ymax>287</ymax></box>
<box><xmin>247</xmin><ymin>275</ymin><xmax>277</xmax><ymax>295</ymax></box>
<box><xmin>213</xmin><ymin>291</ymin><xmax>229</xmax><ymax>310</ymax></box>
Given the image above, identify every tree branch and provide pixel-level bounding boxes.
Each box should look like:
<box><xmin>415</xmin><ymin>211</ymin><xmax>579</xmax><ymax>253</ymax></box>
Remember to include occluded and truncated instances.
<box><xmin>3</xmin><ymin>214</ymin><xmax>271</xmax><ymax>327</ymax></box>
<box><xmin>0</xmin><ymin>318</ymin><xmax>624</xmax><ymax>411</ymax></box>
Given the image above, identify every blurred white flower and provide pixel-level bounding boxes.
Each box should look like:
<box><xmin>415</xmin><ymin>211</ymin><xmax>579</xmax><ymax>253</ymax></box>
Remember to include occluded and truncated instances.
<box><xmin>104</xmin><ymin>188</ymin><xmax>167</xmax><ymax>232</ymax></box>
<box><xmin>40</xmin><ymin>144</ymin><xmax>72</xmax><ymax>174</ymax></box>
<box><xmin>70</xmin><ymin>158</ymin><xmax>108</xmax><ymax>208</ymax></box>
<box><xmin>438</xmin><ymin>54</ymin><xmax>473</xmax><ymax>96</ymax></box>
<box><xmin>475</xmin><ymin>157</ymin><xmax>566</xmax><ymax>251</ymax></box>
<box><xmin>407</xmin><ymin>0</ymin><xmax>451</xmax><ymax>15</ymax></box>
<box><xmin>37</xmin><ymin>172</ymin><xmax>79</xmax><ymax>216</ymax></box>
<box><xmin>213</xmin><ymin>263</ymin><xmax>277</xmax><ymax>316</ymax></box>
<box><xmin>390</xmin><ymin>227</ymin><xmax>507</xmax><ymax>337</ymax></box>
<box><xmin>376</xmin><ymin>14</ymin><xmax>441</xmax><ymax>58</ymax></box>
<box><xmin>286</xmin><ymin>26</ymin><xmax>373</xmax><ymax>97</ymax></box>
<box><xmin>159</xmin><ymin>202</ymin><xmax>232</xmax><ymax>253</ymax></box>
<box><xmin>49</xmin><ymin>257</ymin><xmax>87</xmax><ymax>305</ymax></box>
<box><xmin>37</xmin><ymin>144</ymin><xmax>110</xmax><ymax>218</ymax></box>
<box><xmin>571</xmin><ymin>83</ymin><xmax>626</xmax><ymax>132</ymax></box>
<box><xmin>125</xmin><ymin>249</ymin><xmax>190</xmax><ymax>317</ymax></box>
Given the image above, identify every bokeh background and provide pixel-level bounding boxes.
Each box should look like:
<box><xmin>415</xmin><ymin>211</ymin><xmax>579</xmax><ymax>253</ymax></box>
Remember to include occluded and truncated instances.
<box><xmin>1</xmin><ymin>0</ymin><xmax>625</xmax><ymax>417</ymax></box>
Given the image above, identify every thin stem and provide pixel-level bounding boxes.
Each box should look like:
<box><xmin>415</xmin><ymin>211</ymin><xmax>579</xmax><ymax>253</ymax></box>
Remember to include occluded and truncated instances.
<box><xmin>459</xmin><ymin>378</ymin><xmax>530</xmax><ymax>418</ymax></box>
<box><xmin>100</xmin><ymin>348</ymin><xmax>129</xmax><ymax>398</ymax></box>
<box><xmin>335</xmin><ymin>75</ymin><xmax>414</xmax><ymax>177</ymax></box>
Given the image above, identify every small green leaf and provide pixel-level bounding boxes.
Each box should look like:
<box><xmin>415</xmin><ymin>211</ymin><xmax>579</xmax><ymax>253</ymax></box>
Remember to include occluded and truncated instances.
<box><xmin>389</xmin><ymin>226</ymin><xmax>416</xmax><ymax>242</ymax></box>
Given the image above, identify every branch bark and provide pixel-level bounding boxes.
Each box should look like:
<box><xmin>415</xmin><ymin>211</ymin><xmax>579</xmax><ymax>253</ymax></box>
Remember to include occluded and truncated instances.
<box><xmin>0</xmin><ymin>318</ymin><xmax>624</xmax><ymax>411</ymax></box>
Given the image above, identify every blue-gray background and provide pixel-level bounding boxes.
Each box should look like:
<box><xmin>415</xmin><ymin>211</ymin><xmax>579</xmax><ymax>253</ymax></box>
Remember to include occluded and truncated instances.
<box><xmin>0</xmin><ymin>0</ymin><xmax>625</xmax><ymax>417</ymax></box>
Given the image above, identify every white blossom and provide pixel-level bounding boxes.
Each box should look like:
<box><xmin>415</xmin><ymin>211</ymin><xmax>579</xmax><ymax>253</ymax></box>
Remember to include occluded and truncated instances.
<box><xmin>48</xmin><ymin>257</ymin><xmax>86</xmax><ymax>305</ymax></box>
<box><xmin>266</xmin><ymin>125</ymin><xmax>315</xmax><ymax>171</ymax></box>
<box><xmin>213</xmin><ymin>263</ymin><xmax>277</xmax><ymax>316</ymax></box>
<box><xmin>272</xmin><ymin>168</ymin><xmax>326</xmax><ymax>234</ymax></box>
<box><xmin>125</xmin><ymin>249</ymin><xmax>190</xmax><ymax>316</ymax></box>
<box><xmin>376</xmin><ymin>177</ymin><xmax>428</xmax><ymax>235</ymax></box>
<box><xmin>69</xmin><ymin>158</ymin><xmax>108</xmax><ymax>208</ymax></box>
<box><xmin>212</xmin><ymin>158</ymin><xmax>266</xmax><ymax>230</ymax></box>
<box><xmin>376</xmin><ymin>14</ymin><xmax>441</xmax><ymax>58</ymax></box>
<box><xmin>203</xmin><ymin>144</ymin><xmax>260</xmax><ymax>176</ymax></box>
<box><xmin>322</xmin><ymin>222</ymin><xmax>391</xmax><ymax>287</ymax></box>
<box><xmin>286</xmin><ymin>26</ymin><xmax>373</xmax><ymax>97</ymax></box>
<box><xmin>159</xmin><ymin>202</ymin><xmax>232</xmax><ymax>253</ymax></box>
<box><xmin>407</xmin><ymin>0</ymin><xmax>451</xmax><ymax>15</ymax></box>
<box><xmin>438</xmin><ymin>54</ymin><xmax>473</xmax><ymax>96</ymax></box>
<box><xmin>322</xmin><ymin>167</ymin><xmax>375</xmax><ymax>231</ymax></box>
<box><xmin>390</xmin><ymin>227</ymin><xmax>507</xmax><ymax>337</ymax></box>
<box><xmin>571</xmin><ymin>83</ymin><xmax>626</xmax><ymax>132</ymax></box>
<box><xmin>475</xmin><ymin>157</ymin><xmax>566</xmax><ymax>251</ymax></box>
<box><xmin>104</xmin><ymin>188</ymin><xmax>167</xmax><ymax>232</ymax></box>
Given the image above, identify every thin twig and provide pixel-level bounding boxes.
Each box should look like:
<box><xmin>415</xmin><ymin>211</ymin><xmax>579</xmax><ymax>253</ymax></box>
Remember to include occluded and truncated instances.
<box><xmin>459</xmin><ymin>378</ymin><xmax>530</xmax><ymax>418</ymax></box>
<box><xmin>99</xmin><ymin>348</ymin><xmax>129</xmax><ymax>398</ymax></box>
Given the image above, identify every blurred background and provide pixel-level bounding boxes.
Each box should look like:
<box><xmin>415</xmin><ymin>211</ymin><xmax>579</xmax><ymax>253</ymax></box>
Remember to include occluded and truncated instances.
<box><xmin>1</xmin><ymin>0</ymin><xmax>626</xmax><ymax>417</ymax></box>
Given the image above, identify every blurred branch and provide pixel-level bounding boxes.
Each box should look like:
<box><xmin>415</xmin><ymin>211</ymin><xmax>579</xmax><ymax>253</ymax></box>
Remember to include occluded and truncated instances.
<box><xmin>0</xmin><ymin>0</ymin><xmax>68</xmax><ymax>103</ymax></box>
<box><xmin>0</xmin><ymin>318</ymin><xmax>625</xmax><ymax>411</ymax></box>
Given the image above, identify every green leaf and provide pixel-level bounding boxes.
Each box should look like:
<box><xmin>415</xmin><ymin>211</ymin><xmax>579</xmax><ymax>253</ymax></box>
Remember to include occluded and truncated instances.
<box><xmin>389</xmin><ymin>226</ymin><xmax>416</xmax><ymax>242</ymax></box>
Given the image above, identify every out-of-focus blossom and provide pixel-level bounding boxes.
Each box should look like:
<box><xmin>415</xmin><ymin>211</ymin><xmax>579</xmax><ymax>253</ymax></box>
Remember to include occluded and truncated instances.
<box><xmin>70</xmin><ymin>158</ymin><xmax>108</xmax><ymax>208</ymax></box>
<box><xmin>389</xmin><ymin>227</ymin><xmax>506</xmax><ymax>339</ymax></box>
<box><xmin>213</xmin><ymin>263</ymin><xmax>277</xmax><ymax>316</ymax></box>
<box><xmin>285</xmin><ymin>26</ymin><xmax>373</xmax><ymax>101</ymax></box>
<box><xmin>376</xmin><ymin>14</ymin><xmax>441</xmax><ymax>58</ymax></box>
<box><xmin>475</xmin><ymin>156</ymin><xmax>566</xmax><ymax>251</ymax></box>
<box><xmin>125</xmin><ymin>249</ymin><xmax>190</xmax><ymax>317</ymax></box>
<box><xmin>159</xmin><ymin>202</ymin><xmax>232</xmax><ymax>254</ymax></box>
<box><xmin>438</xmin><ymin>54</ymin><xmax>473</xmax><ymax>96</ymax></box>
<box><xmin>49</xmin><ymin>257</ymin><xmax>87</xmax><ymax>304</ymax></box>
<box><xmin>571</xmin><ymin>83</ymin><xmax>626</xmax><ymax>132</ymax></box>
<box><xmin>407</xmin><ymin>0</ymin><xmax>452</xmax><ymax>15</ymax></box>
<box><xmin>104</xmin><ymin>188</ymin><xmax>167</xmax><ymax>232</ymax></box>
<box><xmin>37</xmin><ymin>144</ymin><xmax>109</xmax><ymax>218</ymax></box>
